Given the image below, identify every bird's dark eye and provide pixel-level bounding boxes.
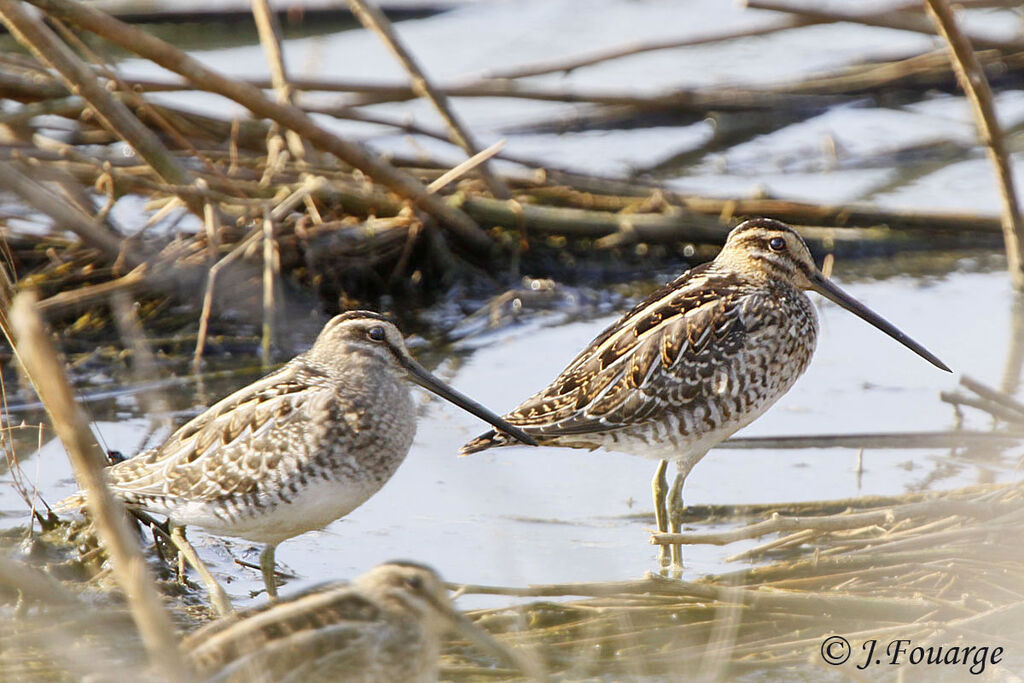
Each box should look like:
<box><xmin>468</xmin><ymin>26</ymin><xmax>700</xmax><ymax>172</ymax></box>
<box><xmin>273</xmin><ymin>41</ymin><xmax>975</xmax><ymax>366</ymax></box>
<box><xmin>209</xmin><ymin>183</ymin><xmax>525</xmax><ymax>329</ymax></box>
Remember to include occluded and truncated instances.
<box><xmin>768</xmin><ymin>237</ymin><xmax>786</xmax><ymax>252</ymax></box>
<box><xmin>367</xmin><ymin>326</ymin><xmax>386</xmax><ymax>342</ymax></box>
<box><xmin>406</xmin><ymin>575</ymin><xmax>424</xmax><ymax>591</ymax></box>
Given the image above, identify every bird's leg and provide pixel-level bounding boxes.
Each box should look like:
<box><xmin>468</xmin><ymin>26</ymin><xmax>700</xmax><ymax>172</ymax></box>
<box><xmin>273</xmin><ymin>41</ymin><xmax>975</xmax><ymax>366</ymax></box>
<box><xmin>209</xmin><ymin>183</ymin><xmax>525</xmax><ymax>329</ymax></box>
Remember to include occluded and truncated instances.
<box><xmin>668</xmin><ymin>469</ymin><xmax>687</xmax><ymax>570</ymax></box>
<box><xmin>652</xmin><ymin>460</ymin><xmax>670</xmax><ymax>567</ymax></box>
<box><xmin>169</xmin><ymin>523</ymin><xmax>234</xmax><ymax>616</ymax></box>
<box><xmin>260</xmin><ymin>544</ymin><xmax>279</xmax><ymax>601</ymax></box>
<box><xmin>175</xmin><ymin>539</ymin><xmax>186</xmax><ymax>582</ymax></box>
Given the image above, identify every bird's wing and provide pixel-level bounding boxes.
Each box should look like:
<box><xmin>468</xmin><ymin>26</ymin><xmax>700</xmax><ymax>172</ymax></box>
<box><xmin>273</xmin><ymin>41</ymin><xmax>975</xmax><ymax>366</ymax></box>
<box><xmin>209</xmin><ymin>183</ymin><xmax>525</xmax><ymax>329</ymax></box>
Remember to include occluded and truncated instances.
<box><xmin>502</xmin><ymin>269</ymin><xmax>773</xmax><ymax>437</ymax></box>
<box><xmin>185</xmin><ymin>587</ymin><xmax>383</xmax><ymax>681</ymax></box>
<box><xmin>107</xmin><ymin>362</ymin><xmax>338</xmax><ymax>504</ymax></box>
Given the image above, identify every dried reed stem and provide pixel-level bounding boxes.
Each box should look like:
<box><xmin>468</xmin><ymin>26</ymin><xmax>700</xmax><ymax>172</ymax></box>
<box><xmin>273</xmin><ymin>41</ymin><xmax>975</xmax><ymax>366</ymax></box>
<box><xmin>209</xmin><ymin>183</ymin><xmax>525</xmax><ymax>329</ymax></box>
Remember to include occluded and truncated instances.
<box><xmin>347</xmin><ymin>0</ymin><xmax>509</xmax><ymax>199</ymax></box>
<box><xmin>720</xmin><ymin>429</ymin><xmax>1022</xmax><ymax>450</ymax></box>
<box><xmin>26</xmin><ymin>0</ymin><xmax>494</xmax><ymax>254</ymax></box>
<box><xmin>0</xmin><ymin>0</ymin><xmax>194</xmax><ymax>197</ymax></box>
<box><xmin>747</xmin><ymin>0</ymin><xmax>1024</xmax><ymax>52</ymax></box>
<box><xmin>477</xmin><ymin>17</ymin><xmax>822</xmax><ymax>80</ymax></box>
<box><xmin>924</xmin><ymin>0</ymin><xmax>1024</xmax><ymax>287</ymax></box>
<box><xmin>110</xmin><ymin>292</ymin><xmax>171</xmax><ymax>432</ymax></box>
<box><xmin>9</xmin><ymin>292</ymin><xmax>189</xmax><ymax>682</ymax></box>
<box><xmin>0</xmin><ymin>160</ymin><xmax>131</xmax><ymax>265</ymax></box>
<box><xmin>261</xmin><ymin>209</ymin><xmax>278</xmax><ymax>368</ymax></box>
<box><xmin>250</xmin><ymin>0</ymin><xmax>306</xmax><ymax>161</ymax></box>
<box><xmin>427</xmin><ymin>139</ymin><xmax>507</xmax><ymax>195</ymax></box>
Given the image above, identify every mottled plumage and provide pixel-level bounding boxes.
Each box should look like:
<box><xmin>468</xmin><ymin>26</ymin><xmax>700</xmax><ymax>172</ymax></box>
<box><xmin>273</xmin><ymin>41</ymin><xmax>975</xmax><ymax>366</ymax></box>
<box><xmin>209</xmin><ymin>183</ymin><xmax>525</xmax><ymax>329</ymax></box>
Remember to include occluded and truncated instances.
<box><xmin>461</xmin><ymin>218</ymin><xmax>949</xmax><ymax>566</ymax></box>
<box><xmin>62</xmin><ymin>312</ymin><xmax>534</xmax><ymax>601</ymax></box>
<box><xmin>183</xmin><ymin>562</ymin><xmax>538</xmax><ymax>683</ymax></box>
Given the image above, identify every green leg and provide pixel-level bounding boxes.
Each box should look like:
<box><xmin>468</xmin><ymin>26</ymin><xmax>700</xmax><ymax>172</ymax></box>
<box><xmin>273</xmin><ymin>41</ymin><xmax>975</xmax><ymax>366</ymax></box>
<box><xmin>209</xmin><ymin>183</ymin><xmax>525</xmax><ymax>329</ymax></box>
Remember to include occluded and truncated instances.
<box><xmin>668</xmin><ymin>470</ymin><xmax>686</xmax><ymax>569</ymax></box>
<box><xmin>652</xmin><ymin>460</ymin><xmax>670</xmax><ymax>567</ymax></box>
<box><xmin>169</xmin><ymin>523</ymin><xmax>234</xmax><ymax>616</ymax></box>
<box><xmin>260</xmin><ymin>544</ymin><xmax>279</xmax><ymax>601</ymax></box>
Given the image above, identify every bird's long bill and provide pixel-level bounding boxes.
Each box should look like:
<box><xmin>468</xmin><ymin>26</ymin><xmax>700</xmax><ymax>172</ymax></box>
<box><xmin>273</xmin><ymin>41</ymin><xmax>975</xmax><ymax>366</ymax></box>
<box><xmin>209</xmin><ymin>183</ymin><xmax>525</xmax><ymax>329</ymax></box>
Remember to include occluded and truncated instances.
<box><xmin>809</xmin><ymin>272</ymin><xmax>951</xmax><ymax>372</ymax></box>
<box><xmin>444</xmin><ymin>607</ymin><xmax>548</xmax><ymax>682</ymax></box>
<box><xmin>401</xmin><ymin>358</ymin><xmax>538</xmax><ymax>446</ymax></box>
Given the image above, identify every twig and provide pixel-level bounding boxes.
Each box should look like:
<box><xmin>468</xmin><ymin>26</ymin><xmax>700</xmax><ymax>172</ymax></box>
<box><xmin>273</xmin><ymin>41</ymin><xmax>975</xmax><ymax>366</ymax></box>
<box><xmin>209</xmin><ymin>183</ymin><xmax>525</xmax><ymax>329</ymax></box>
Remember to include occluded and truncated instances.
<box><xmin>427</xmin><ymin>139</ymin><xmax>507</xmax><ymax>195</ymax></box>
<box><xmin>939</xmin><ymin>391</ymin><xmax>1024</xmax><ymax>424</ymax></box>
<box><xmin>924</xmin><ymin>0</ymin><xmax>1024</xmax><ymax>289</ymax></box>
<box><xmin>261</xmin><ymin>209</ymin><xmax>278</xmax><ymax>368</ymax></box>
<box><xmin>9</xmin><ymin>292</ymin><xmax>189</xmax><ymax>682</ymax></box>
<box><xmin>169</xmin><ymin>524</ymin><xmax>233</xmax><ymax>617</ymax></box>
<box><xmin>193</xmin><ymin>227</ymin><xmax>262</xmax><ymax>372</ymax></box>
<box><xmin>347</xmin><ymin>0</ymin><xmax>509</xmax><ymax>199</ymax></box>
<box><xmin>461</xmin><ymin>196</ymin><xmax>729</xmax><ymax>243</ymax></box>
<box><xmin>27</xmin><ymin>0</ymin><xmax>493</xmax><ymax>254</ymax></box>
<box><xmin>650</xmin><ymin>497</ymin><xmax>1014</xmax><ymax>547</ymax></box>
<box><xmin>454</xmin><ymin>573</ymin><xmax>947</xmax><ymax>621</ymax></box>
<box><xmin>110</xmin><ymin>292</ymin><xmax>171</xmax><ymax>433</ymax></box>
<box><xmin>674</xmin><ymin>196</ymin><xmax>1004</xmax><ymax>234</ymax></box>
<box><xmin>719</xmin><ymin>429</ymin><xmax>1023</xmax><ymax>450</ymax></box>
<box><xmin>724</xmin><ymin>528</ymin><xmax>819</xmax><ymax>563</ymax></box>
<box><xmin>961</xmin><ymin>376</ymin><xmax>1024</xmax><ymax>417</ymax></box>
<box><xmin>476</xmin><ymin>17</ymin><xmax>822</xmax><ymax>80</ymax></box>
<box><xmin>250</xmin><ymin>0</ymin><xmax>306</xmax><ymax>161</ymax></box>
<box><xmin>651</xmin><ymin>509</ymin><xmax>896</xmax><ymax>547</ymax></box>
<box><xmin>35</xmin><ymin>264</ymin><xmax>149</xmax><ymax>318</ymax></box>
<box><xmin>746</xmin><ymin>0</ymin><xmax>1024</xmax><ymax>52</ymax></box>
<box><xmin>0</xmin><ymin>0</ymin><xmax>194</xmax><ymax>201</ymax></box>
<box><xmin>0</xmin><ymin>161</ymin><xmax>135</xmax><ymax>266</ymax></box>
<box><xmin>1002</xmin><ymin>302</ymin><xmax>1024</xmax><ymax>395</ymax></box>
<box><xmin>45</xmin><ymin>14</ymin><xmax>236</xmax><ymax>193</ymax></box>
<box><xmin>193</xmin><ymin>183</ymin><xmax>220</xmax><ymax>374</ymax></box>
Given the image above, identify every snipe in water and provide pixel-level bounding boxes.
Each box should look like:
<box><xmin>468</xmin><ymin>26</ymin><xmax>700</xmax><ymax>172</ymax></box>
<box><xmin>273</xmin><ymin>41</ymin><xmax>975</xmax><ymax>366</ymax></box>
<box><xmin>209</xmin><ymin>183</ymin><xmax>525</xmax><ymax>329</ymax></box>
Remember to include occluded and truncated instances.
<box><xmin>61</xmin><ymin>312</ymin><xmax>535</xmax><ymax>605</ymax></box>
<box><xmin>183</xmin><ymin>561</ymin><xmax>545</xmax><ymax>682</ymax></box>
<box><xmin>460</xmin><ymin>218</ymin><xmax>949</xmax><ymax>567</ymax></box>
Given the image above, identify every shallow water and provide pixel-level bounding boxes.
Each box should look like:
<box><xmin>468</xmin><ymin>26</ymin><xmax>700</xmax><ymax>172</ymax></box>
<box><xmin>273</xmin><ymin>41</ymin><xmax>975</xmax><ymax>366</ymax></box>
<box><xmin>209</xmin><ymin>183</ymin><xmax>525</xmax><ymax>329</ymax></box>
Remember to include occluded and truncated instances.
<box><xmin>4</xmin><ymin>256</ymin><xmax>1020</xmax><ymax>610</ymax></box>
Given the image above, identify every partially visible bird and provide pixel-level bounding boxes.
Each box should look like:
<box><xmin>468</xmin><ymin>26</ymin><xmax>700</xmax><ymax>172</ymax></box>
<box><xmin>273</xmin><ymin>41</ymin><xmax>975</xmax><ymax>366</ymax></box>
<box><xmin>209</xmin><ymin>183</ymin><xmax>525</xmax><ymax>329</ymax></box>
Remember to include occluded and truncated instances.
<box><xmin>60</xmin><ymin>312</ymin><xmax>535</xmax><ymax>604</ymax></box>
<box><xmin>183</xmin><ymin>561</ymin><xmax>545</xmax><ymax>683</ymax></box>
<box><xmin>460</xmin><ymin>218</ymin><xmax>950</xmax><ymax>566</ymax></box>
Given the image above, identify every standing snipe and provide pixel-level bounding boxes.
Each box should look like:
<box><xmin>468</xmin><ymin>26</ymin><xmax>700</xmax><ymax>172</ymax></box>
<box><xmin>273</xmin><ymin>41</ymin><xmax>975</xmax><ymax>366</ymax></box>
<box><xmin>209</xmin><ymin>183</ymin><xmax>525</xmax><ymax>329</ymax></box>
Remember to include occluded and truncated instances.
<box><xmin>62</xmin><ymin>311</ymin><xmax>534</xmax><ymax>603</ymax></box>
<box><xmin>184</xmin><ymin>561</ymin><xmax>544</xmax><ymax>683</ymax></box>
<box><xmin>461</xmin><ymin>218</ymin><xmax>949</xmax><ymax>567</ymax></box>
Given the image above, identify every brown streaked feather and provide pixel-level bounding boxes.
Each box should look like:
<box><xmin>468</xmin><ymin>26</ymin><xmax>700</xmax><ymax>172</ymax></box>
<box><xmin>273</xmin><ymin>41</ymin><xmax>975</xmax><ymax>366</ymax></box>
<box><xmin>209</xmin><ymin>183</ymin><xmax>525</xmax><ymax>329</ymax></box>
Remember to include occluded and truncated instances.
<box><xmin>501</xmin><ymin>272</ymin><xmax>757</xmax><ymax>433</ymax></box>
<box><xmin>185</xmin><ymin>588</ymin><xmax>383</xmax><ymax>678</ymax></box>
<box><xmin>106</xmin><ymin>364</ymin><xmax>344</xmax><ymax>506</ymax></box>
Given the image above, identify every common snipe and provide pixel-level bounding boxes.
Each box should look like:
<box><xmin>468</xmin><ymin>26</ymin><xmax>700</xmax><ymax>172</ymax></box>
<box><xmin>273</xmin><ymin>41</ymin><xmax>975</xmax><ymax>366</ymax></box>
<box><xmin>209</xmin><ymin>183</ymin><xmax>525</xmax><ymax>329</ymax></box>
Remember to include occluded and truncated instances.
<box><xmin>62</xmin><ymin>312</ymin><xmax>535</xmax><ymax>603</ymax></box>
<box><xmin>184</xmin><ymin>561</ymin><xmax>544</xmax><ymax>682</ymax></box>
<box><xmin>461</xmin><ymin>218</ymin><xmax>949</xmax><ymax>567</ymax></box>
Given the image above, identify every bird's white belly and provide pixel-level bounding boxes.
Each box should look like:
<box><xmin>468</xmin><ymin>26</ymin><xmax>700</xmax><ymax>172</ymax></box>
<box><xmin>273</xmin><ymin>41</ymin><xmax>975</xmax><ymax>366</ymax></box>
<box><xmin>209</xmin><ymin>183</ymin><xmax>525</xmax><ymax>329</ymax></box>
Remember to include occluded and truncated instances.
<box><xmin>168</xmin><ymin>476</ymin><xmax>384</xmax><ymax>545</ymax></box>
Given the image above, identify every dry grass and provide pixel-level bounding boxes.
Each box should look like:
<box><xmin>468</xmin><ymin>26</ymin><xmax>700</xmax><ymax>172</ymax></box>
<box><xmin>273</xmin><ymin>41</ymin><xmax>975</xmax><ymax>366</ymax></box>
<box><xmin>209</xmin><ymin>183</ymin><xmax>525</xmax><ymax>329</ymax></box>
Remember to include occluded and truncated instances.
<box><xmin>441</xmin><ymin>481</ymin><xmax>1024</xmax><ymax>680</ymax></box>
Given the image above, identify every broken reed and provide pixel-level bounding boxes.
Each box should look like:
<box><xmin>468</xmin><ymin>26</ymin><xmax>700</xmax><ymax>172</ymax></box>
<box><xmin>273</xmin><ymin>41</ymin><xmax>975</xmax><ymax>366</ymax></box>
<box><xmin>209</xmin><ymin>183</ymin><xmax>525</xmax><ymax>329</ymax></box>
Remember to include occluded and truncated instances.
<box><xmin>1</xmin><ymin>0</ymin><xmax>1022</xmax><ymax>349</ymax></box>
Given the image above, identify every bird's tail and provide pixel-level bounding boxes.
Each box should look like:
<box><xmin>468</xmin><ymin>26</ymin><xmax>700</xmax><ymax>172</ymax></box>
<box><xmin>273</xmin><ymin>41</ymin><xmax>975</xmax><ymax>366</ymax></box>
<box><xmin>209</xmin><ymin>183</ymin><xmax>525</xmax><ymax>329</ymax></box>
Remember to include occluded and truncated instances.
<box><xmin>459</xmin><ymin>429</ymin><xmax>517</xmax><ymax>455</ymax></box>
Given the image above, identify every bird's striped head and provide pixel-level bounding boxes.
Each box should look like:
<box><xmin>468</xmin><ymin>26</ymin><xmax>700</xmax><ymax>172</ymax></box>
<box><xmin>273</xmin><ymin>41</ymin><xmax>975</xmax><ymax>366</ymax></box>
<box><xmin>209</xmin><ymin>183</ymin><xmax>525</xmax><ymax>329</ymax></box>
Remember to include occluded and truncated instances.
<box><xmin>357</xmin><ymin>561</ymin><xmax>547</xmax><ymax>679</ymax></box>
<box><xmin>309</xmin><ymin>310</ymin><xmax>408</xmax><ymax>368</ymax></box>
<box><xmin>716</xmin><ymin>218</ymin><xmax>950</xmax><ymax>373</ymax></box>
<box><xmin>310</xmin><ymin>311</ymin><xmax>538</xmax><ymax>446</ymax></box>
<box><xmin>715</xmin><ymin>217</ymin><xmax>820</xmax><ymax>290</ymax></box>
<box><xmin>355</xmin><ymin>561</ymin><xmax>451</xmax><ymax>615</ymax></box>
